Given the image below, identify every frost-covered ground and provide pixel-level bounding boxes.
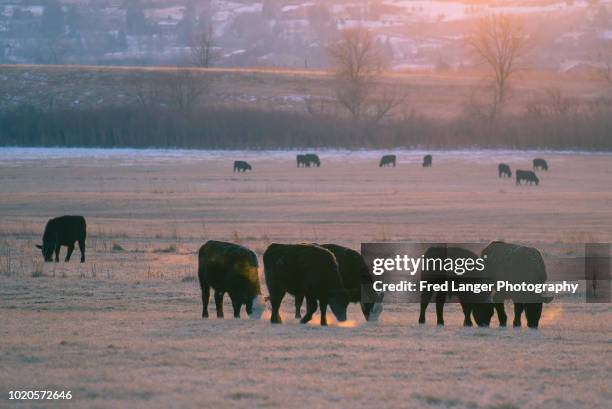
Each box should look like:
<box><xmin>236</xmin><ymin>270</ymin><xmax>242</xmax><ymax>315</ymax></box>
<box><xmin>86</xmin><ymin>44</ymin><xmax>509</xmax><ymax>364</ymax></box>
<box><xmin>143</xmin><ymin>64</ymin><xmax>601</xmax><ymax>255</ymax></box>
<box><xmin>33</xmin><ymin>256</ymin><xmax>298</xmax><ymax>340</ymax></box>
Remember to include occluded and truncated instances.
<box><xmin>0</xmin><ymin>148</ymin><xmax>611</xmax><ymax>408</ymax></box>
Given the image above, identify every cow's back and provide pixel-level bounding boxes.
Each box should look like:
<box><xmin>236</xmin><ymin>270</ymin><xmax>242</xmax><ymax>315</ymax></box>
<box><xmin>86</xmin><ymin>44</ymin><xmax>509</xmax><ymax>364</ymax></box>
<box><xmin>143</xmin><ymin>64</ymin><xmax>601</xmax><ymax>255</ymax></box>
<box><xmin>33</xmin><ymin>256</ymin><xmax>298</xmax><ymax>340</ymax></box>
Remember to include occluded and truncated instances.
<box><xmin>199</xmin><ymin>240</ymin><xmax>259</xmax><ymax>293</ymax></box>
<box><xmin>264</xmin><ymin>243</ymin><xmax>340</xmax><ymax>297</ymax></box>
<box><xmin>46</xmin><ymin>215</ymin><xmax>86</xmax><ymax>245</ymax></box>
<box><xmin>321</xmin><ymin>244</ymin><xmax>366</xmax><ymax>301</ymax></box>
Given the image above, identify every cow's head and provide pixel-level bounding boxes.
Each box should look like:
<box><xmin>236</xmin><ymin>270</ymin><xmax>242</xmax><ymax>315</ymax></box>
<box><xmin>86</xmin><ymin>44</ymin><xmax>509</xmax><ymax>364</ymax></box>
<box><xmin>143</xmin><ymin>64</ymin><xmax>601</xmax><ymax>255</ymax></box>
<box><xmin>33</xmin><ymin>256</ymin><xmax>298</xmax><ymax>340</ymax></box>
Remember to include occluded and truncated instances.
<box><xmin>329</xmin><ymin>289</ymin><xmax>349</xmax><ymax>322</ymax></box>
<box><xmin>35</xmin><ymin>243</ymin><xmax>54</xmax><ymax>262</ymax></box>
<box><xmin>249</xmin><ymin>295</ymin><xmax>266</xmax><ymax>320</ymax></box>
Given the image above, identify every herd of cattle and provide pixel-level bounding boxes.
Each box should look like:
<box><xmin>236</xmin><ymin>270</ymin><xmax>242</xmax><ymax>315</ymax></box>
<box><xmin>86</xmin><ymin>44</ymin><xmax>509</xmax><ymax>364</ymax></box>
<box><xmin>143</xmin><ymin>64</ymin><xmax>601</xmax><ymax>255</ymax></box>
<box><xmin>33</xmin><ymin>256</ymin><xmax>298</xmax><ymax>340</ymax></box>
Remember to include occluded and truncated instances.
<box><xmin>234</xmin><ymin>154</ymin><xmax>549</xmax><ymax>186</ymax></box>
<box><xmin>36</xmin><ymin>215</ymin><xmax>550</xmax><ymax>329</ymax></box>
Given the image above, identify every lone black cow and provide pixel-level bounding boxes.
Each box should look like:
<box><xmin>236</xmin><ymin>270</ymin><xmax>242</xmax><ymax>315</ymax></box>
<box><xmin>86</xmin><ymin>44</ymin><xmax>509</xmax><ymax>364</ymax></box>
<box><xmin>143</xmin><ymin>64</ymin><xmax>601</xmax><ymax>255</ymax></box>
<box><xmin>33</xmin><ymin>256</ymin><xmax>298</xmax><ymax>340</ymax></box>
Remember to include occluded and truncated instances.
<box><xmin>533</xmin><ymin>158</ymin><xmax>548</xmax><ymax>171</ymax></box>
<box><xmin>198</xmin><ymin>240</ymin><xmax>264</xmax><ymax>319</ymax></box>
<box><xmin>379</xmin><ymin>155</ymin><xmax>396</xmax><ymax>168</ymax></box>
<box><xmin>498</xmin><ymin>163</ymin><xmax>512</xmax><ymax>178</ymax></box>
<box><xmin>295</xmin><ymin>244</ymin><xmax>383</xmax><ymax>322</ymax></box>
<box><xmin>36</xmin><ymin>215</ymin><xmax>87</xmax><ymax>262</ymax></box>
<box><xmin>422</xmin><ymin>154</ymin><xmax>432</xmax><ymax>167</ymax></box>
<box><xmin>234</xmin><ymin>161</ymin><xmax>252</xmax><ymax>172</ymax></box>
<box><xmin>418</xmin><ymin>246</ymin><xmax>494</xmax><ymax>327</ymax></box>
<box><xmin>482</xmin><ymin>241</ymin><xmax>551</xmax><ymax>329</ymax></box>
<box><xmin>516</xmin><ymin>169</ymin><xmax>539</xmax><ymax>185</ymax></box>
<box><xmin>264</xmin><ymin>243</ymin><xmax>348</xmax><ymax>325</ymax></box>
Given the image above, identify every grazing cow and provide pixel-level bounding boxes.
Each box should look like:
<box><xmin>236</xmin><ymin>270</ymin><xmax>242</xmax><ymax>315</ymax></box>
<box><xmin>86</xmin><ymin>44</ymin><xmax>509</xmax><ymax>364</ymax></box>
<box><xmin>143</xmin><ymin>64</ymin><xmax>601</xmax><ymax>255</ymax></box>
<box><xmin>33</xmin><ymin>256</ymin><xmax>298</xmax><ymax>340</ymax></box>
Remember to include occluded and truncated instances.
<box><xmin>264</xmin><ymin>243</ymin><xmax>348</xmax><ymax>325</ymax></box>
<box><xmin>198</xmin><ymin>240</ymin><xmax>265</xmax><ymax>319</ymax></box>
<box><xmin>482</xmin><ymin>242</ymin><xmax>551</xmax><ymax>329</ymax></box>
<box><xmin>498</xmin><ymin>163</ymin><xmax>512</xmax><ymax>178</ymax></box>
<box><xmin>422</xmin><ymin>154</ymin><xmax>432</xmax><ymax>167</ymax></box>
<box><xmin>296</xmin><ymin>153</ymin><xmax>320</xmax><ymax>168</ymax></box>
<box><xmin>418</xmin><ymin>246</ymin><xmax>494</xmax><ymax>327</ymax></box>
<box><xmin>516</xmin><ymin>170</ymin><xmax>539</xmax><ymax>185</ymax></box>
<box><xmin>295</xmin><ymin>244</ymin><xmax>383</xmax><ymax>322</ymax></box>
<box><xmin>379</xmin><ymin>155</ymin><xmax>396</xmax><ymax>168</ymax></box>
<box><xmin>233</xmin><ymin>161</ymin><xmax>252</xmax><ymax>172</ymax></box>
<box><xmin>533</xmin><ymin>158</ymin><xmax>548</xmax><ymax>171</ymax></box>
<box><xmin>36</xmin><ymin>215</ymin><xmax>87</xmax><ymax>263</ymax></box>
<box><xmin>305</xmin><ymin>153</ymin><xmax>321</xmax><ymax>167</ymax></box>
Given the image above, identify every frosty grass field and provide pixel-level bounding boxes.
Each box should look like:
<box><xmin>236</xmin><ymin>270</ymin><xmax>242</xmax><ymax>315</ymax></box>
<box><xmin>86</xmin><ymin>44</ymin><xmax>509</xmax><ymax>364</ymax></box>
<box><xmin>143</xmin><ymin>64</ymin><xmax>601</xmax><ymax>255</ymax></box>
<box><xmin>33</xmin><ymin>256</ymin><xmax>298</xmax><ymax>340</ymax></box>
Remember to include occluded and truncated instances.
<box><xmin>0</xmin><ymin>148</ymin><xmax>611</xmax><ymax>409</ymax></box>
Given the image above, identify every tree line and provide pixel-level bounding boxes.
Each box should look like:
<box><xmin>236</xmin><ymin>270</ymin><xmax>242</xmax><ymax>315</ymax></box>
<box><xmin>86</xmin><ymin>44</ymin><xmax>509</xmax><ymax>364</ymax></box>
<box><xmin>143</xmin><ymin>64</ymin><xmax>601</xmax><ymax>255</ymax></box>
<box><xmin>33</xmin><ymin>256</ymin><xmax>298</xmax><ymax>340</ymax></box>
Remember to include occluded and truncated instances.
<box><xmin>1</xmin><ymin>103</ymin><xmax>610</xmax><ymax>150</ymax></box>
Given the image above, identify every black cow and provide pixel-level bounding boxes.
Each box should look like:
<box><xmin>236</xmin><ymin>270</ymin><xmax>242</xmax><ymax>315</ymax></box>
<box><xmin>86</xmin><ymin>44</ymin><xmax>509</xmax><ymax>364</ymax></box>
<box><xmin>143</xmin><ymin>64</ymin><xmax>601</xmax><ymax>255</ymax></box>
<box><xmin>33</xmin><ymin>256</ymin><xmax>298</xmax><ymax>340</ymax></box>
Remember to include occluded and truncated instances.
<box><xmin>418</xmin><ymin>246</ymin><xmax>494</xmax><ymax>327</ymax></box>
<box><xmin>533</xmin><ymin>158</ymin><xmax>548</xmax><ymax>171</ymax></box>
<box><xmin>516</xmin><ymin>169</ymin><xmax>539</xmax><ymax>185</ymax></box>
<box><xmin>422</xmin><ymin>154</ymin><xmax>432</xmax><ymax>167</ymax></box>
<box><xmin>263</xmin><ymin>243</ymin><xmax>348</xmax><ymax>325</ymax></box>
<box><xmin>297</xmin><ymin>153</ymin><xmax>320</xmax><ymax>168</ymax></box>
<box><xmin>234</xmin><ymin>161</ymin><xmax>252</xmax><ymax>172</ymax></box>
<box><xmin>379</xmin><ymin>155</ymin><xmax>396</xmax><ymax>168</ymax></box>
<box><xmin>482</xmin><ymin>242</ymin><xmax>551</xmax><ymax>329</ymax></box>
<box><xmin>295</xmin><ymin>244</ymin><xmax>383</xmax><ymax>322</ymax></box>
<box><xmin>198</xmin><ymin>240</ymin><xmax>264</xmax><ymax>319</ymax></box>
<box><xmin>36</xmin><ymin>215</ymin><xmax>86</xmax><ymax>263</ymax></box>
<box><xmin>498</xmin><ymin>163</ymin><xmax>512</xmax><ymax>178</ymax></box>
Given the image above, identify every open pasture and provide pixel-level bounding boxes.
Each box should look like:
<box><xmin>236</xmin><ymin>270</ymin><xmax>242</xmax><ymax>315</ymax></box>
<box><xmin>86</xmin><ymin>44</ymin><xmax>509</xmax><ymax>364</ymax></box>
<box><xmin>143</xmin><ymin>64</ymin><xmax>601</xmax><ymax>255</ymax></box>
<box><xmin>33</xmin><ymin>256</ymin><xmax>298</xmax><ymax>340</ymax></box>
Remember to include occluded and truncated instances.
<box><xmin>0</xmin><ymin>148</ymin><xmax>611</xmax><ymax>408</ymax></box>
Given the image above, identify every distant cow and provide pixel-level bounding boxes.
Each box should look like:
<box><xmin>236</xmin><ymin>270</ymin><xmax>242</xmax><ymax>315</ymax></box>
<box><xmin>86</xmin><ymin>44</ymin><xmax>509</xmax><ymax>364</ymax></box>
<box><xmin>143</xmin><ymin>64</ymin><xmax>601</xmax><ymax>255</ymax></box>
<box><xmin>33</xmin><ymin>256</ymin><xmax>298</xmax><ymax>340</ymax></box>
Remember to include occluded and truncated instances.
<box><xmin>296</xmin><ymin>153</ymin><xmax>320</xmax><ymax>168</ymax></box>
<box><xmin>418</xmin><ymin>246</ymin><xmax>494</xmax><ymax>327</ymax></box>
<box><xmin>264</xmin><ymin>243</ymin><xmax>348</xmax><ymax>325</ymax></box>
<box><xmin>233</xmin><ymin>161</ymin><xmax>252</xmax><ymax>172</ymax></box>
<box><xmin>516</xmin><ymin>169</ymin><xmax>539</xmax><ymax>185</ymax></box>
<box><xmin>422</xmin><ymin>154</ymin><xmax>432</xmax><ymax>167</ymax></box>
<box><xmin>533</xmin><ymin>158</ymin><xmax>548</xmax><ymax>171</ymax></box>
<box><xmin>36</xmin><ymin>215</ymin><xmax>87</xmax><ymax>263</ymax></box>
<box><xmin>198</xmin><ymin>240</ymin><xmax>264</xmax><ymax>319</ymax></box>
<box><xmin>295</xmin><ymin>244</ymin><xmax>383</xmax><ymax>322</ymax></box>
<box><xmin>498</xmin><ymin>163</ymin><xmax>512</xmax><ymax>178</ymax></box>
<box><xmin>482</xmin><ymin>241</ymin><xmax>551</xmax><ymax>328</ymax></box>
<box><xmin>379</xmin><ymin>155</ymin><xmax>396</xmax><ymax>168</ymax></box>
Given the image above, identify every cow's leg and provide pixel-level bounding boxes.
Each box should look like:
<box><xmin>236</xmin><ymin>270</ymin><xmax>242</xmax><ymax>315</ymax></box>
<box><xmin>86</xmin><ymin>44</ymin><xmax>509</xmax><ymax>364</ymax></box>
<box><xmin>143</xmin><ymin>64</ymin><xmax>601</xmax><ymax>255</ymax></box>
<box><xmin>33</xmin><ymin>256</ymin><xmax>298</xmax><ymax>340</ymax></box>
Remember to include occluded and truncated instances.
<box><xmin>461</xmin><ymin>303</ymin><xmax>473</xmax><ymax>327</ymax></box>
<box><xmin>295</xmin><ymin>294</ymin><xmax>304</xmax><ymax>319</ymax></box>
<box><xmin>435</xmin><ymin>292</ymin><xmax>447</xmax><ymax>326</ymax></box>
<box><xmin>78</xmin><ymin>239</ymin><xmax>86</xmax><ymax>262</ymax></box>
<box><xmin>300</xmin><ymin>296</ymin><xmax>318</xmax><ymax>324</ymax></box>
<box><xmin>513</xmin><ymin>302</ymin><xmax>524</xmax><ymax>327</ymax></box>
<box><xmin>525</xmin><ymin>303</ymin><xmax>543</xmax><ymax>329</ymax></box>
<box><xmin>245</xmin><ymin>299</ymin><xmax>253</xmax><ymax>316</ymax></box>
<box><xmin>319</xmin><ymin>300</ymin><xmax>328</xmax><ymax>326</ymax></box>
<box><xmin>231</xmin><ymin>296</ymin><xmax>242</xmax><ymax>319</ymax></box>
<box><xmin>361</xmin><ymin>302</ymin><xmax>374</xmax><ymax>320</ymax></box>
<box><xmin>495</xmin><ymin>303</ymin><xmax>507</xmax><ymax>327</ymax></box>
<box><xmin>54</xmin><ymin>243</ymin><xmax>61</xmax><ymax>262</ymax></box>
<box><xmin>201</xmin><ymin>283</ymin><xmax>210</xmax><ymax>318</ymax></box>
<box><xmin>419</xmin><ymin>290</ymin><xmax>433</xmax><ymax>324</ymax></box>
<box><xmin>270</xmin><ymin>292</ymin><xmax>285</xmax><ymax>324</ymax></box>
<box><xmin>65</xmin><ymin>244</ymin><xmax>74</xmax><ymax>262</ymax></box>
<box><xmin>214</xmin><ymin>291</ymin><xmax>224</xmax><ymax>318</ymax></box>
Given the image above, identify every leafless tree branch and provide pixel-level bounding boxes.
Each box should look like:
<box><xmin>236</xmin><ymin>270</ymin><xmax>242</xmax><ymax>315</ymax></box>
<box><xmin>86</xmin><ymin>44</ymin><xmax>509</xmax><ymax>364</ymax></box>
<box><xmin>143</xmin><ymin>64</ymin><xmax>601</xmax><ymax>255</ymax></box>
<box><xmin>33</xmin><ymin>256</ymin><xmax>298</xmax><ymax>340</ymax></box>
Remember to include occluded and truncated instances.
<box><xmin>466</xmin><ymin>14</ymin><xmax>529</xmax><ymax>119</ymax></box>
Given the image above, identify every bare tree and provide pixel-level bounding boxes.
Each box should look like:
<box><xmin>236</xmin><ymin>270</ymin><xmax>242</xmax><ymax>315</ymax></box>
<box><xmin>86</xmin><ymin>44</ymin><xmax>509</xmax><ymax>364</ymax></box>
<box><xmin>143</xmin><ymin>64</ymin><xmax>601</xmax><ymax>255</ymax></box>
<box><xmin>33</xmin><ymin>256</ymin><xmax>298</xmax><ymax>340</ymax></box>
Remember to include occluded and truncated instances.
<box><xmin>466</xmin><ymin>14</ymin><xmax>529</xmax><ymax>119</ymax></box>
<box><xmin>326</xmin><ymin>27</ymin><xmax>403</xmax><ymax>122</ymax></box>
<box><xmin>190</xmin><ymin>25</ymin><xmax>216</xmax><ymax>68</ymax></box>
<box><xmin>327</xmin><ymin>27</ymin><xmax>380</xmax><ymax>119</ymax></box>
